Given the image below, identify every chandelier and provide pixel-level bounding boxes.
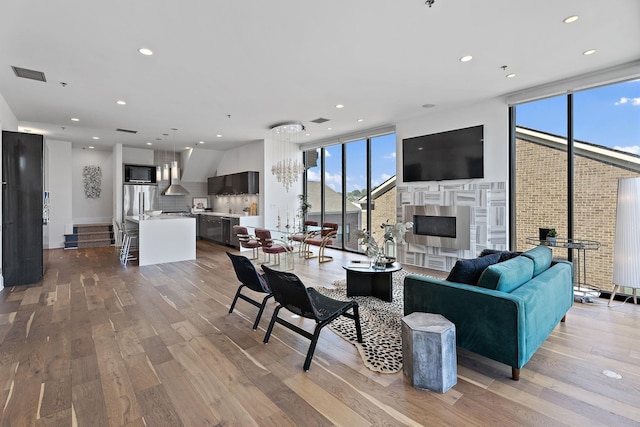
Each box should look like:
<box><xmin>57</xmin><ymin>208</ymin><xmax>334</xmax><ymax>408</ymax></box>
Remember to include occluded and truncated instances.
<box><xmin>270</xmin><ymin>122</ymin><xmax>304</xmax><ymax>191</ymax></box>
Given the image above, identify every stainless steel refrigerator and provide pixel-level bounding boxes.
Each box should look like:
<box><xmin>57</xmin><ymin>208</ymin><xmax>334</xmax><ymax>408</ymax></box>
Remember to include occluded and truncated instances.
<box><xmin>123</xmin><ymin>184</ymin><xmax>159</xmax><ymax>217</ymax></box>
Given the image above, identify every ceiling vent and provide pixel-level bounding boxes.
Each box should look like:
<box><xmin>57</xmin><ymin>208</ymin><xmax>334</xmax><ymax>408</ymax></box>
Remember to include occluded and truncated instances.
<box><xmin>310</xmin><ymin>117</ymin><xmax>330</xmax><ymax>124</ymax></box>
<box><xmin>116</xmin><ymin>128</ymin><xmax>138</xmax><ymax>134</ymax></box>
<box><xmin>11</xmin><ymin>66</ymin><xmax>47</xmax><ymax>82</ymax></box>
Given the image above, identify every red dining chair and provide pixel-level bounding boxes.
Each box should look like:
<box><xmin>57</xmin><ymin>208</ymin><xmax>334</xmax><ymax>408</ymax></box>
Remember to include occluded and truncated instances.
<box><xmin>233</xmin><ymin>225</ymin><xmax>260</xmax><ymax>260</ymax></box>
<box><xmin>290</xmin><ymin>220</ymin><xmax>318</xmax><ymax>257</ymax></box>
<box><xmin>302</xmin><ymin>222</ymin><xmax>338</xmax><ymax>263</ymax></box>
<box><xmin>255</xmin><ymin>228</ymin><xmax>294</xmax><ymax>270</ymax></box>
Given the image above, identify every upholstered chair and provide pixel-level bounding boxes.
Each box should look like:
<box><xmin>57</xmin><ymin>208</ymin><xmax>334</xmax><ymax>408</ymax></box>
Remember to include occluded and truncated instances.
<box><xmin>233</xmin><ymin>225</ymin><xmax>260</xmax><ymax>260</ymax></box>
<box><xmin>254</xmin><ymin>228</ymin><xmax>294</xmax><ymax>270</ymax></box>
<box><xmin>302</xmin><ymin>222</ymin><xmax>338</xmax><ymax>263</ymax></box>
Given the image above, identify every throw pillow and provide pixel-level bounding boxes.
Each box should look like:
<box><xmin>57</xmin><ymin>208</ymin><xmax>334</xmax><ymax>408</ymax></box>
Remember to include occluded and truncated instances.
<box><xmin>446</xmin><ymin>253</ymin><xmax>501</xmax><ymax>285</ymax></box>
<box><xmin>476</xmin><ymin>256</ymin><xmax>535</xmax><ymax>292</ymax></box>
<box><xmin>479</xmin><ymin>249</ymin><xmax>522</xmax><ymax>263</ymax></box>
<box><xmin>521</xmin><ymin>245</ymin><xmax>553</xmax><ymax>276</ymax></box>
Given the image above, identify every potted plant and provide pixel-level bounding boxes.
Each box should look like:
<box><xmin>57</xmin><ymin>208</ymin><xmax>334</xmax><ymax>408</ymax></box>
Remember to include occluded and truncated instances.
<box><xmin>546</xmin><ymin>228</ymin><xmax>557</xmax><ymax>246</ymax></box>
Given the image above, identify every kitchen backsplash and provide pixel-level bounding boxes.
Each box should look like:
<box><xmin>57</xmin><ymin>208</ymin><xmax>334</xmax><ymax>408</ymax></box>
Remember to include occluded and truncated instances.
<box><xmin>212</xmin><ymin>194</ymin><xmax>259</xmax><ymax>215</ymax></box>
<box><xmin>158</xmin><ymin>181</ymin><xmax>208</xmax><ymax>212</ymax></box>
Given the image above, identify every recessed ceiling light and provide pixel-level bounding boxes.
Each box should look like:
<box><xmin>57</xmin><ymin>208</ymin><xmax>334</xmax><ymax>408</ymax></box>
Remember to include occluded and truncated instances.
<box><xmin>327</xmin><ymin>127</ymin><xmax>332</xmax><ymax>131</ymax></box>
<box><xmin>216</xmin><ymin>134</ymin><xmax>222</xmax><ymax>138</ymax></box>
<box><xmin>305</xmin><ymin>133</ymin><xmax>311</xmax><ymax>136</ymax></box>
<box><xmin>185</xmin><ymin>146</ymin><xmax>190</xmax><ymax>150</ymax></box>
<box><xmin>116</xmin><ymin>100</ymin><xmax>126</xmax><ymax>105</ymax></box>
<box><xmin>199</xmin><ymin>141</ymin><xmax>205</xmax><ymax>144</ymax></box>
<box><xmin>71</xmin><ymin>117</ymin><xmax>79</xmax><ymax>122</ymax></box>
<box><xmin>335</xmin><ymin>104</ymin><xmax>344</xmax><ymax>109</ymax></box>
<box><xmin>92</xmin><ymin>136</ymin><xmax>99</xmax><ymax>140</ymax></box>
<box><xmin>563</xmin><ymin>15</ymin><xmax>579</xmax><ymax>24</ymax></box>
<box><xmin>583</xmin><ymin>49</ymin><xmax>597</xmax><ymax>55</ymax></box>
<box><xmin>506</xmin><ymin>73</ymin><xmax>516</xmax><ymax>78</ymax></box>
<box><xmin>146</xmin><ymin>142</ymin><xmax>152</xmax><ymax>145</ymax></box>
<box><xmin>422</xmin><ymin>104</ymin><xmax>436</xmax><ymax>108</ymax></box>
<box><xmin>138</xmin><ymin>48</ymin><xmax>153</xmax><ymax>56</ymax></box>
<box><xmin>460</xmin><ymin>55</ymin><xmax>473</xmax><ymax>62</ymax></box>
<box><xmin>357</xmin><ymin>119</ymin><xmax>364</xmax><ymax>122</ymax></box>
<box><xmin>88</xmin><ymin>146</ymin><xmax>94</xmax><ymax>149</ymax></box>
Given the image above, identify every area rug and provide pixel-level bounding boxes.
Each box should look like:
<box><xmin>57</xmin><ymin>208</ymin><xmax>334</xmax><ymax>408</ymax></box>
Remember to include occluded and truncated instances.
<box><xmin>313</xmin><ymin>270</ymin><xmax>411</xmax><ymax>374</ymax></box>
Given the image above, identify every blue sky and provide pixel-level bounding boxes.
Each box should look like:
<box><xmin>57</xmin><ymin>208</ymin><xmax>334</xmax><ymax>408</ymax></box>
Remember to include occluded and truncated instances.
<box><xmin>309</xmin><ymin>79</ymin><xmax>640</xmax><ymax>193</ymax></box>
<box><xmin>517</xmin><ymin>79</ymin><xmax>640</xmax><ymax>153</ymax></box>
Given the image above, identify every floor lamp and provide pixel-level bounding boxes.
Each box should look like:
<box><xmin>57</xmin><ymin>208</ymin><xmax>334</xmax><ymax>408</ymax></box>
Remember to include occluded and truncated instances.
<box><xmin>610</xmin><ymin>177</ymin><xmax>640</xmax><ymax>306</ymax></box>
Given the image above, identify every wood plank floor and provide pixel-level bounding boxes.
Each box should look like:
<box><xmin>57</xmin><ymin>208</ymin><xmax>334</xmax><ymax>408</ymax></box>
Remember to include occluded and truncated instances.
<box><xmin>1</xmin><ymin>242</ymin><xmax>639</xmax><ymax>426</ymax></box>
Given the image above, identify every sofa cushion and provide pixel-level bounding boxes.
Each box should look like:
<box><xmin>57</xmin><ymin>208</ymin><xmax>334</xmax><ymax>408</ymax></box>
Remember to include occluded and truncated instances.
<box><xmin>446</xmin><ymin>253</ymin><xmax>501</xmax><ymax>285</ymax></box>
<box><xmin>477</xmin><ymin>256</ymin><xmax>534</xmax><ymax>292</ymax></box>
<box><xmin>521</xmin><ymin>245</ymin><xmax>553</xmax><ymax>276</ymax></box>
<box><xmin>479</xmin><ymin>249</ymin><xmax>522</xmax><ymax>263</ymax></box>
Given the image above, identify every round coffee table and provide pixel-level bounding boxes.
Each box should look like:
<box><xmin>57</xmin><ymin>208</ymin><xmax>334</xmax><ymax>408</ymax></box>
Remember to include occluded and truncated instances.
<box><xmin>342</xmin><ymin>261</ymin><xmax>402</xmax><ymax>302</ymax></box>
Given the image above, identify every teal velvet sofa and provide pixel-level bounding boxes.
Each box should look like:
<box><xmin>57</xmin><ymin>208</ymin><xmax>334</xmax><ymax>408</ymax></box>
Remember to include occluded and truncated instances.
<box><xmin>403</xmin><ymin>246</ymin><xmax>573</xmax><ymax>380</ymax></box>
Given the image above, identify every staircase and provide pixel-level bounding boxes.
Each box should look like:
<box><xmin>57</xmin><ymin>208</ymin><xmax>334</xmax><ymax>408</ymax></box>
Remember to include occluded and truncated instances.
<box><xmin>64</xmin><ymin>224</ymin><xmax>114</xmax><ymax>249</ymax></box>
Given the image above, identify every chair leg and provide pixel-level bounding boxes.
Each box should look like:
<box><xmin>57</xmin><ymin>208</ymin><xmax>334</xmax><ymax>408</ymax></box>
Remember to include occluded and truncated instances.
<box><xmin>608</xmin><ymin>285</ymin><xmax>619</xmax><ymax>306</ymax></box>
<box><xmin>318</xmin><ymin>243</ymin><xmax>334</xmax><ymax>263</ymax></box>
<box><xmin>263</xmin><ymin>305</ymin><xmax>282</xmax><ymax>344</ymax></box>
<box><xmin>303</xmin><ymin>324</ymin><xmax>324</xmax><ymax>371</ymax></box>
<box><xmin>352</xmin><ymin>305</ymin><xmax>363</xmax><ymax>343</ymax></box>
<box><xmin>229</xmin><ymin>285</ymin><xmax>246</xmax><ymax>314</ymax></box>
<box><xmin>252</xmin><ymin>294</ymin><xmax>274</xmax><ymax>330</ymax></box>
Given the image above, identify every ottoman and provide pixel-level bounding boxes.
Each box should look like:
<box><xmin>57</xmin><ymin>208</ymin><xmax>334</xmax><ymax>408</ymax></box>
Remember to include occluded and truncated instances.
<box><xmin>402</xmin><ymin>312</ymin><xmax>457</xmax><ymax>393</ymax></box>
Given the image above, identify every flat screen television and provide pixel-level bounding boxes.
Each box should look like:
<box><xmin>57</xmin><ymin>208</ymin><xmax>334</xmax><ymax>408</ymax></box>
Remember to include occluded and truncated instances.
<box><xmin>402</xmin><ymin>125</ymin><xmax>484</xmax><ymax>182</ymax></box>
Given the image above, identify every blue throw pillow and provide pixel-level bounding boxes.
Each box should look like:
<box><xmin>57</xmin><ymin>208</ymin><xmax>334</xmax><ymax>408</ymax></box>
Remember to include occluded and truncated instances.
<box><xmin>479</xmin><ymin>249</ymin><xmax>522</xmax><ymax>263</ymax></box>
<box><xmin>446</xmin><ymin>253</ymin><xmax>501</xmax><ymax>285</ymax></box>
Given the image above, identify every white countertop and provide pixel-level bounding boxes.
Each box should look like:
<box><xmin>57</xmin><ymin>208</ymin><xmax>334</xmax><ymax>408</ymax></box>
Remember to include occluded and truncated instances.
<box><xmin>196</xmin><ymin>211</ymin><xmax>258</xmax><ymax>218</ymax></box>
<box><xmin>126</xmin><ymin>214</ymin><xmax>195</xmax><ymax>223</ymax></box>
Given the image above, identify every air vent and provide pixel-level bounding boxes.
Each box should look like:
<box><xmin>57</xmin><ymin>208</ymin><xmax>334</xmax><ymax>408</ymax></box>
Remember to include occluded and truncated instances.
<box><xmin>116</xmin><ymin>128</ymin><xmax>138</xmax><ymax>134</ymax></box>
<box><xmin>310</xmin><ymin>117</ymin><xmax>330</xmax><ymax>124</ymax></box>
<box><xmin>11</xmin><ymin>66</ymin><xmax>46</xmax><ymax>82</ymax></box>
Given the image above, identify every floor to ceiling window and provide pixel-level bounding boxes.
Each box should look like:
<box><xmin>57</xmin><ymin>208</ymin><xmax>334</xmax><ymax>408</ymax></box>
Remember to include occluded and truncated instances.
<box><xmin>513</xmin><ymin>79</ymin><xmax>640</xmax><ymax>294</ymax></box>
<box><xmin>303</xmin><ymin>130</ymin><xmax>396</xmax><ymax>254</ymax></box>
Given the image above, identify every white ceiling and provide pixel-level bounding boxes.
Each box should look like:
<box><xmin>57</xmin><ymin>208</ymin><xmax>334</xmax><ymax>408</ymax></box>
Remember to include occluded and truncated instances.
<box><xmin>1</xmin><ymin>0</ymin><xmax>639</xmax><ymax>152</ymax></box>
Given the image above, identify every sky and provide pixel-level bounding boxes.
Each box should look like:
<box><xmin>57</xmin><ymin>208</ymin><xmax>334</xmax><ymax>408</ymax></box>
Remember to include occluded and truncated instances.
<box><xmin>308</xmin><ymin>79</ymin><xmax>640</xmax><ymax>194</ymax></box>
<box><xmin>516</xmin><ymin>79</ymin><xmax>640</xmax><ymax>153</ymax></box>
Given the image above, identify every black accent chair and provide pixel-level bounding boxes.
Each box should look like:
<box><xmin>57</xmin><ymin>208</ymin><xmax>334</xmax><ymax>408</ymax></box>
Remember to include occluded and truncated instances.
<box><xmin>261</xmin><ymin>265</ymin><xmax>363</xmax><ymax>371</ymax></box>
<box><xmin>226</xmin><ymin>252</ymin><xmax>273</xmax><ymax>330</ymax></box>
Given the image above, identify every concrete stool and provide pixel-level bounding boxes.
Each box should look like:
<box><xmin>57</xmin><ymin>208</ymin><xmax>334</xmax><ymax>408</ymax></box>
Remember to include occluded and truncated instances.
<box><xmin>402</xmin><ymin>312</ymin><xmax>457</xmax><ymax>393</ymax></box>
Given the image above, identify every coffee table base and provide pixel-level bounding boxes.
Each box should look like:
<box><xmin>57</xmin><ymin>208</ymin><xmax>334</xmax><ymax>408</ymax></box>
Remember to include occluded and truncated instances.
<box><xmin>346</xmin><ymin>269</ymin><xmax>394</xmax><ymax>302</ymax></box>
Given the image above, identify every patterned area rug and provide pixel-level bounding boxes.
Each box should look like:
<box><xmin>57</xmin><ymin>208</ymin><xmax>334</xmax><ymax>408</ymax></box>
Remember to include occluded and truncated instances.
<box><xmin>314</xmin><ymin>270</ymin><xmax>410</xmax><ymax>374</ymax></box>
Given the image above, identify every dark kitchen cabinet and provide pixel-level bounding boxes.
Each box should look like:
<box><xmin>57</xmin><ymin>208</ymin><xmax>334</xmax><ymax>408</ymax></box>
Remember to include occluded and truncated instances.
<box><xmin>2</xmin><ymin>131</ymin><xmax>44</xmax><ymax>286</ymax></box>
<box><xmin>207</xmin><ymin>171</ymin><xmax>259</xmax><ymax>195</ymax></box>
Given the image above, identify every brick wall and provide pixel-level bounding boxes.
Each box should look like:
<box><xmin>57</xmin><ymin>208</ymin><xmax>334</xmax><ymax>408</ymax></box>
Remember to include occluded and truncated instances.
<box><xmin>515</xmin><ymin>138</ymin><xmax>640</xmax><ymax>292</ymax></box>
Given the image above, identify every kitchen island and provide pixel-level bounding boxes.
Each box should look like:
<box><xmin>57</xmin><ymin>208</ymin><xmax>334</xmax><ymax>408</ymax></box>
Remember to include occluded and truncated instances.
<box><xmin>125</xmin><ymin>214</ymin><xmax>196</xmax><ymax>266</ymax></box>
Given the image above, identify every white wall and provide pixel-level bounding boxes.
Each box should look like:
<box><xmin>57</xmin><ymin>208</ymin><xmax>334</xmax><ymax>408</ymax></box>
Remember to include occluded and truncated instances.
<box><xmin>396</xmin><ymin>98</ymin><xmax>509</xmax><ymax>184</ymax></box>
<box><xmin>46</xmin><ymin>140</ymin><xmax>73</xmax><ymax>248</ymax></box>
<box><xmin>72</xmin><ymin>148</ymin><xmax>114</xmax><ymax>225</ymax></box>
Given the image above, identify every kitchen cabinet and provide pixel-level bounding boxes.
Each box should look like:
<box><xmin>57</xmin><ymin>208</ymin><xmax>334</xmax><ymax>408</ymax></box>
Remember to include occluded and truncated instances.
<box><xmin>2</xmin><ymin>131</ymin><xmax>44</xmax><ymax>286</ymax></box>
<box><xmin>198</xmin><ymin>213</ymin><xmax>241</xmax><ymax>248</ymax></box>
<box><xmin>207</xmin><ymin>171</ymin><xmax>259</xmax><ymax>195</ymax></box>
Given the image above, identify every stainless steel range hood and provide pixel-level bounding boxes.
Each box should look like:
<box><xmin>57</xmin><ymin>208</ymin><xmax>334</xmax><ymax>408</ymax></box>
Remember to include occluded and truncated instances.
<box><xmin>163</xmin><ymin>166</ymin><xmax>190</xmax><ymax>196</ymax></box>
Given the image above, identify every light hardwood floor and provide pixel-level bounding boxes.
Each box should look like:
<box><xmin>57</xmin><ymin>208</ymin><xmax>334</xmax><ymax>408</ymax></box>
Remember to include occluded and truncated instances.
<box><xmin>1</xmin><ymin>241</ymin><xmax>639</xmax><ymax>426</ymax></box>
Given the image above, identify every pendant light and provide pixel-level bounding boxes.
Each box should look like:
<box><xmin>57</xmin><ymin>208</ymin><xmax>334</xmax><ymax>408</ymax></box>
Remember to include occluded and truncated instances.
<box><xmin>162</xmin><ymin>133</ymin><xmax>170</xmax><ymax>181</ymax></box>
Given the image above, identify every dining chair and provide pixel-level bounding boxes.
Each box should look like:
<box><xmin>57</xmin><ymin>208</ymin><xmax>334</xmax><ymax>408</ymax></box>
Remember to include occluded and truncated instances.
<box><xmin>226</xmin><ymin>252</ymin><xmax>273</xmax><ymax>330</ymax></box>
<box><xmin>233</xmin><ymin>225</ymin><xmax>260</xmax><ymax>260</ymax></box>
<box><xmin>302</xmin><ymin>222</ymin><xmax>338</xmax><ymax>263</ymax></box>
<box><xmin>290</xmin><ymin>220</ymin><xmax>318</xmax><ymax>257</ymax></box>
<box><xmin>255</xmin><ymin>228</ymin><xmax>294</xmax><ymax>269</ymax></box>
<box><xmin>261</xmin><ymin>265</ymin><xmax>363</xmax><ymax>371</ymax></box>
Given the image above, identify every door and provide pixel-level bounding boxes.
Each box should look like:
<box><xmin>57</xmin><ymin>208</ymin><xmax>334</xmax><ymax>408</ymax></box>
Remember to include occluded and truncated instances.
<box><xmin>2</xmin><ymin>131</ymin><xmax>44</xmax><ymax>286</ymax></box>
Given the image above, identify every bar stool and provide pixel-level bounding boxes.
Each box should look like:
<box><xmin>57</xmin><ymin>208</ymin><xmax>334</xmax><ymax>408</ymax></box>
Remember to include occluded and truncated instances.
<box><xmin>120</xmin><ymin>222</ymin><xmax>138</xmax><ymax>264</ymax></box>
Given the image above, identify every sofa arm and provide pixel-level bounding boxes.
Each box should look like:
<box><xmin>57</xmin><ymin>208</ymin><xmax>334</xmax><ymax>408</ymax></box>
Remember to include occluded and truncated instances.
<box><xmin>403</xmin><ymin>274</ymin><xmax>526</xmax><ymax>370</ymax></box>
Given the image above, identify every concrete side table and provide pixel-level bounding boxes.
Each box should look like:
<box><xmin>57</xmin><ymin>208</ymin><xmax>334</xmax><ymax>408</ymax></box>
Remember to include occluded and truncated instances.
<box><xmin>402</xmin><ymin>312</ymin><xmax>457</xmax><ymax>393</ymax></box>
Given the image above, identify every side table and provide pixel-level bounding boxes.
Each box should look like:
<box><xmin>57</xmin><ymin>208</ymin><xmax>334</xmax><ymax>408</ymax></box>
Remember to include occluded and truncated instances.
<box><xmin>342</xmin><ymin>261</ymin><xmax>402</xmax><ymax>302</ymax></box>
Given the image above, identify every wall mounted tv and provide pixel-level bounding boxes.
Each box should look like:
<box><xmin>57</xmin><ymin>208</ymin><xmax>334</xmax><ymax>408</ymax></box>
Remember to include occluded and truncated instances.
<box><xmin>402</xmin><ymin>125</ymin><xmax>484</xmax><ymax>182</ymax></box>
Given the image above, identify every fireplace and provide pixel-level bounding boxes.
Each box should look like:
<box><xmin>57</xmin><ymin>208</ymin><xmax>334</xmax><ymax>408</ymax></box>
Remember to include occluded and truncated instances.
<box><xmin>404</xmin><ymin>205</ymin><xmax>471</xmax><ymax>250</ymax></box>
